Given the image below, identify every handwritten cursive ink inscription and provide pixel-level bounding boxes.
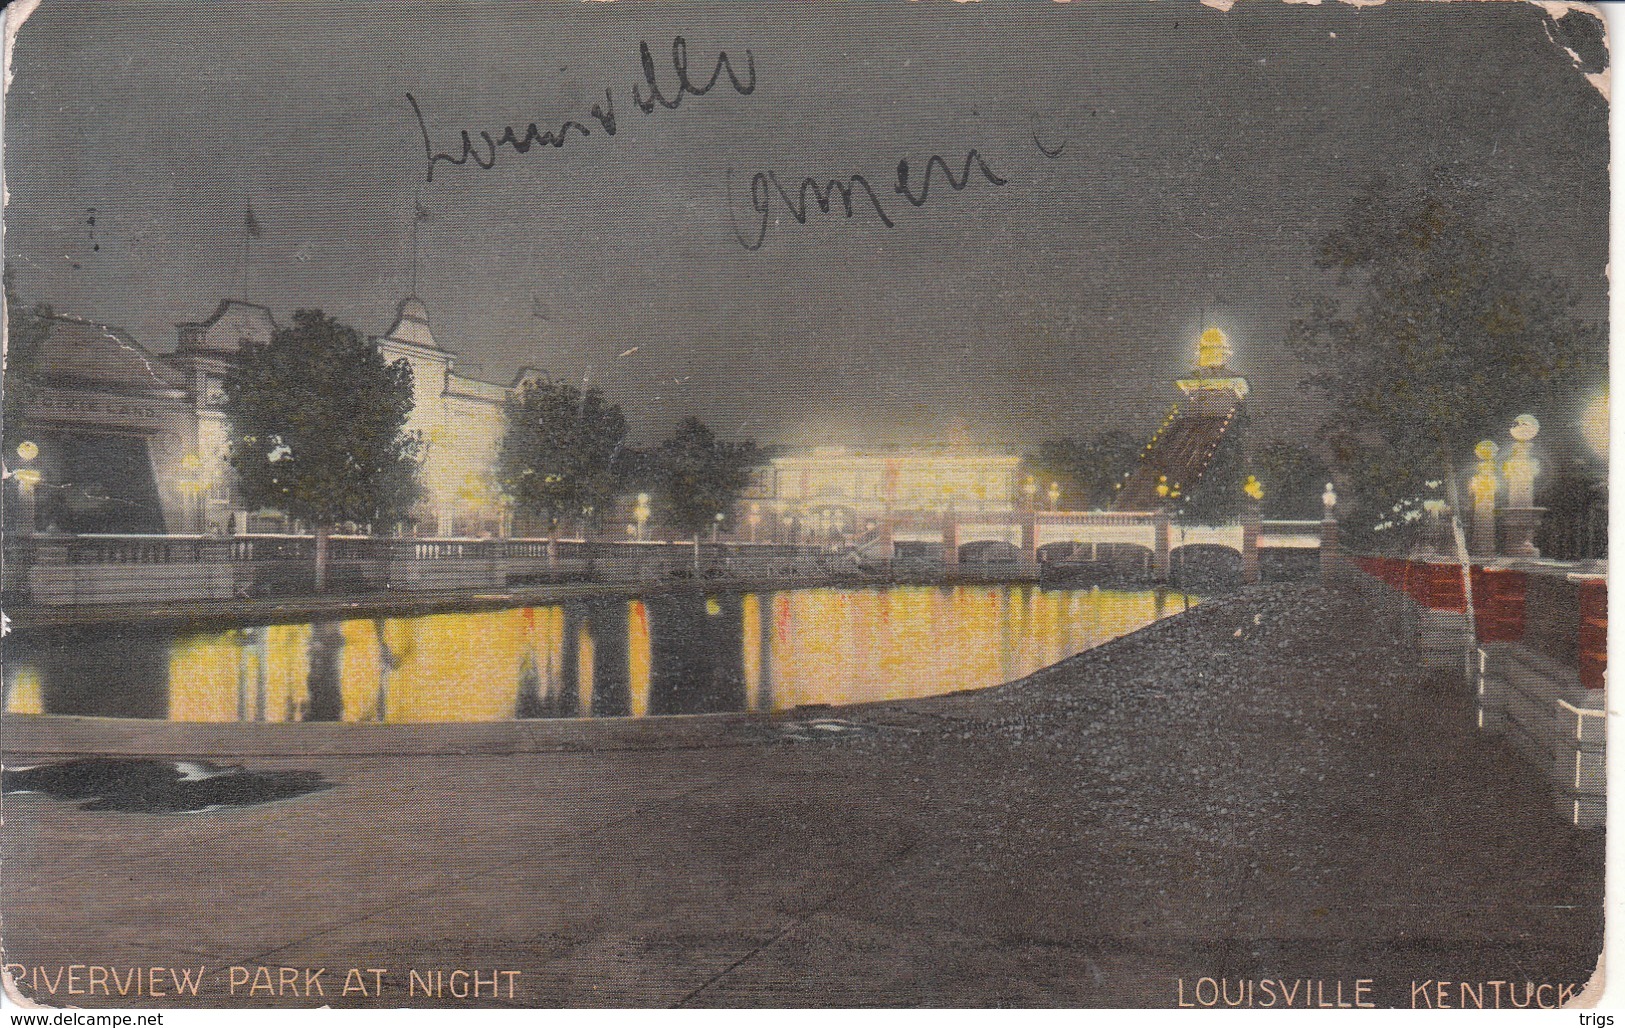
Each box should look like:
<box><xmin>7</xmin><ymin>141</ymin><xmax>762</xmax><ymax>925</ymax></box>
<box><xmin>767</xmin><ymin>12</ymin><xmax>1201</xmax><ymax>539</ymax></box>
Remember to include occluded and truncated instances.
<box><xmin>727</xmin><ymin>149</ymin><xmax>1009</xmax><ymax>251</ymax></box>
<box><xmin>408</xmin><ymin>36</ymin><xmax>755</xmax><ymax>182</ymax></box>
<box><xmin>633</xmin><ymin>37</ymin><xmax>756</xmax><ymax>113</ymax></box>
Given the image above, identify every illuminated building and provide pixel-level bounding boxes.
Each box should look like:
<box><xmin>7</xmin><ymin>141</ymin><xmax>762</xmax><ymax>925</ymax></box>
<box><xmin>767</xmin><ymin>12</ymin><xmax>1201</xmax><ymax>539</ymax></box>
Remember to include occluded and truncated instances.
<box><xmin>373</xmin><ymin>297</ymin><xmax>537</xmax><ymax>537</ymax></box>
<box><xmin>5</xmin><ymin>296</ymin><xmax>522</xmax><ymax>536</ymax></box>
<box><xmin>745</xmin><ymin>446</ymin><xmax>1023</xmax><ymax>543</ymax></box>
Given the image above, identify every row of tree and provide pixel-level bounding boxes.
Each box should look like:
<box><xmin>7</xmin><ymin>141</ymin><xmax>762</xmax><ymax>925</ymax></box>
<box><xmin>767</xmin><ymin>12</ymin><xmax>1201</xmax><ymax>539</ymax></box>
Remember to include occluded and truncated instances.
<box><xmin>1288</xmin><ymin>168</ymin><xmax>1604</xmax><ymax>550</ymax></box>
<box><xmin>5</xmin><ymin>168</ymin><xmax>1603</xmax><ymax>580</ymax></box>
<box><xmin>215</xmin><ymin>309</ymin><xmax>757</xmax><ymax>587</ymax></box>
<box><xmin>1030</xmin><ymin>169</ymin><xmax>1604</xmax><ymax>547</ymax></box>
<box><xmin>1022</xmin><ymin>424</ymin><xmax>1332</xmax><ymax>522</ymax></box>
<box><xmin>496</xmin><ymin>380</ymin><xmax>757</xmax><ymax>544</ymax></box>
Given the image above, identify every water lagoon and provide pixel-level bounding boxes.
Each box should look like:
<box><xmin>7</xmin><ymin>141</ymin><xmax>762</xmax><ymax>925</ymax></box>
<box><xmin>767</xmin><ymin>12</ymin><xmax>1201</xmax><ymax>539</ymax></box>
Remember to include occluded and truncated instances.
<box><xmin>5</xmin><ymin>585</ymin><xmax>1193</xmax><ymax>723</ymax></box>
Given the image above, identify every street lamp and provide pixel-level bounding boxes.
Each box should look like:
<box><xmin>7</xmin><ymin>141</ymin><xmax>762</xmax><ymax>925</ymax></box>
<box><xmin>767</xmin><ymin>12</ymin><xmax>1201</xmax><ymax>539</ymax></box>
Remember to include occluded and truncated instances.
<box><xmin>1501</xmin><ymin>414</ymin><xmax>1543</xmax><ymax>557</ymax></box>
<box><xmin>1322</xmin><ymin>482</ymin><xmax>1337</xmax><ymax>513</ymax></box>
<box><xmin>1023</xmin><ymin>475</ymin><xmax>1038</xmax><ymax>511</ymax></box>
<box><xmin>178</xmin><ymin>451</ymin><xmax>208</xmax><ymax>534</ymax></box>
<box><xmin>747</xmin><ymin>502</ymin><xmax>761</xmax><ymax>544</ymax></box>
<box><xmin>634</xmin><ymin>492</ymin><xmax>651</xmax><ymax>542</ymax></box>
<box><xmin>712</xmin><ymin>510</ymin><xmax>725</xmax><ymax>543</ymax></box>
<box><xmin>1467</xmin><ymin>441</ymin><xmax>1500</xmax><ymax>555</ymax></box>
<box><xmin>13</xmin><ymin>440</ymin><xmax>41</xmax><ymax>537</ymax></box>
<box><xmin>1503</xmin><ymin>415</ymin><xmax>1541</xmax><ymax>508</ymax></box>
<box><xmin>1047</xmin><ymin>481</ymin><xmax>1060</xmax><ymax>511</ymax></box>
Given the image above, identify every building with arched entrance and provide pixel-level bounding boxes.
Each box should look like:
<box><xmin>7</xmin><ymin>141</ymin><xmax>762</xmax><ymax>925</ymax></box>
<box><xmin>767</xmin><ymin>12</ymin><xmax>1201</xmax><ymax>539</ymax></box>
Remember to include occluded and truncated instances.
<box><xmin>5</xmin><ymin>296</ymin><xmax>521</xmax><ymax>537</ymax></box>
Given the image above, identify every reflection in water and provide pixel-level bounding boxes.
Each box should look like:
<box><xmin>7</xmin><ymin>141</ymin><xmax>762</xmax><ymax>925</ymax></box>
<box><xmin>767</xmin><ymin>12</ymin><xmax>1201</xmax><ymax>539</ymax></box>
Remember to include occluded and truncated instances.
<box><xmin>5</xmin><ymin>586</ymin><xmax>1191</xmax><ymax>724</ymax></box>
<box><xmin>305</xmin><ymin>622</ymin><xmax>346</xmax><ymax>722</ymax></box>
<box><xmin>17</xmin><ymin>630</ymin><xmax>170</xmax><ymax>719</ymax></box>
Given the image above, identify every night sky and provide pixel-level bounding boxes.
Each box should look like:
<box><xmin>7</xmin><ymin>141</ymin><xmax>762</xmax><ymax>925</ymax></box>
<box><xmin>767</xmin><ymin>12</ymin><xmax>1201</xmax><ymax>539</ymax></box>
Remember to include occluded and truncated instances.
<box><xmin>2</xmin><ymin>0</ymin><xmax>1610</xmax><ymax>448</ymax></box>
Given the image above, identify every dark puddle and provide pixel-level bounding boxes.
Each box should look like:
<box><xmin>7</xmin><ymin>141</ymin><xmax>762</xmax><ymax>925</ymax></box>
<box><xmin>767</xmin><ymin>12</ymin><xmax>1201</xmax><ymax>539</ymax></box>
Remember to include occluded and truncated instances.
<box><xmin>772</xmin><ymin>717</ymin><xmax>888</xmax><ymax>743</ymax></box>
<box><xmin>2</xmin><ymin>758</ymin><xmax>332</xmax><ymax>812</ymax></box>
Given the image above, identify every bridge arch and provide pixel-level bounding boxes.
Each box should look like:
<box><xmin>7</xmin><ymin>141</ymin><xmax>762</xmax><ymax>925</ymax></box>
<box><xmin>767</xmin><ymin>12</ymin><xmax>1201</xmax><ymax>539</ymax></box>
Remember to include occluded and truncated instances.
<box><xmin>959</xmin><ymin>539</ymin><xmax>1021</xmax><ymax>563</ymax></box>
<box><xmin>1037</xmin><ymin>541</ymin><xmax>1080</xmax><ymax>562</ymax></box>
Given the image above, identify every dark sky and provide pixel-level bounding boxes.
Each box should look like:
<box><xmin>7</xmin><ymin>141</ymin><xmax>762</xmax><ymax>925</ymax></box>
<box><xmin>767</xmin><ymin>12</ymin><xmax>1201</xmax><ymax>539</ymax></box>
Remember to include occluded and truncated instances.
<box><xmin>3</xmin><ymin>0</ymin><xmax>1610</xmax><ymax>448</ymax></box>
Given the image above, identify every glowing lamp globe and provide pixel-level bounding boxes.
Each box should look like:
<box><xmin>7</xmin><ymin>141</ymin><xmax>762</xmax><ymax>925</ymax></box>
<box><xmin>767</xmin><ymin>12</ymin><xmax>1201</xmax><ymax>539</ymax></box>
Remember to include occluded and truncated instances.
<box><xmin>1197</xmin><ymin>327</ymin><xmax>1231</xmax><ymax>369</ymax></box>
<box><xmin>1510</xmin><ymin>414</ymin><xmax>1540</xmax><ymax>443</ymax></box>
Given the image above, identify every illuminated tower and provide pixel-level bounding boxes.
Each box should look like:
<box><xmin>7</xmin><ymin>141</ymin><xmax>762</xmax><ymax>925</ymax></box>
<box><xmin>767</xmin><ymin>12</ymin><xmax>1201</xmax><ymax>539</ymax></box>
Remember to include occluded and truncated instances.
<box><xmin>1112</xmin><ymin>326</ymin><xmax>1250</xmax><ymax>512</ymax></box>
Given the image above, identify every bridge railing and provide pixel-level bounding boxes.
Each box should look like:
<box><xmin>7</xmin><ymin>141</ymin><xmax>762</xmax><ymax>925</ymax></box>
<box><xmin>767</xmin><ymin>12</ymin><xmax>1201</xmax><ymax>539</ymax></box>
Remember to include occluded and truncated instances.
<box><xmin>1037</xmin><ymin>511</ymin><xmax>1162</xmax><ymax>525</ymax></box>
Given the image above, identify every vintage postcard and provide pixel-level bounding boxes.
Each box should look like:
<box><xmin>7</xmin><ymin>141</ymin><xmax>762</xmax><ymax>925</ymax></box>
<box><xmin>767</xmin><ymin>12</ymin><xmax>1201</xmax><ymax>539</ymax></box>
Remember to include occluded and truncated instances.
<box><xmin>0</xmin><ymin>0</ymin><xmax>1611</xmax><ymax>1013</ymax></box>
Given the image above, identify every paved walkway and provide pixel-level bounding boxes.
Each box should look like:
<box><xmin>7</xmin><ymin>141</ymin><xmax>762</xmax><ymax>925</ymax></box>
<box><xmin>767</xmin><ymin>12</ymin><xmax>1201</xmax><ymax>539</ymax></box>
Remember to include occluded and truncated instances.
<box><xmin>1</xmin><ymin>583</ymin><xmax>1604</xmax><ymax>1007</ymax></box>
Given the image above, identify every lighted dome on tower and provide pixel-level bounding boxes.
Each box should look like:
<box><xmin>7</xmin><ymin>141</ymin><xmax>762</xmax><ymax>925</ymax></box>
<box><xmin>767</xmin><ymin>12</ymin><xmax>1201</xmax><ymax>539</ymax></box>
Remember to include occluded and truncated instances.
<box><xmin>1175</xmin><ymin>326</ymin><xmax>1250</xmax><ymax>416</ymax></box>
<box><xmin>1197</xmin><ymin>326</ymin><xmax>1231</xmax><ymax>368</ymax></box>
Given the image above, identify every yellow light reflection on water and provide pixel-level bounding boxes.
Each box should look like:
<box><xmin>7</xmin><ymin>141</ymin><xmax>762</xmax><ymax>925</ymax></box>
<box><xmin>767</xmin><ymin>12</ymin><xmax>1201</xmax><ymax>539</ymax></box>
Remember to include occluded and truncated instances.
<box><xmin>741</xmin><ymin>593</ymin><xmax>763</xmax><ymax>711</ymax></box>
<box><xmin>577</xmin><ymin>621</ymin><xmax>595</xmax><ymax>716</ymax></box>
<box><xmin>758</xmin><ymin>586</ymin><xmax>1175</xmax><ymax>709</ymax></box>
<box><xmin>628</xmin><ymin>600</ymin><xmax>651</xmax><ymax>718</ymax></box>
<box><xmin>11</xmin><ymin>586</ymin><xmax>1191</xmax><ymax>723</ymax></box>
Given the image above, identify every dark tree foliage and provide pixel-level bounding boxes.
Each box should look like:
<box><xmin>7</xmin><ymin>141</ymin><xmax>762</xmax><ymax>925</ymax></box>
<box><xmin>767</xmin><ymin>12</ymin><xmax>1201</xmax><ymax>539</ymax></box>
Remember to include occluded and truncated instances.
<box><xmin>654</xmin><ymin>416</ymin><xmax>759</xmax><ymax>539</ymax></box>
<box><xmin>1252</xmin><ymin>438</ymin><xmax>1333</xmax><ymax>520</ymax></box>
<box><xmin>1024</xmin><ymin>430</ymin><xmax>1141</xmax><ymax>510</ymax></box>
<box><xmin>1288</xmin><ymin>169</ymin><xmax>1604</xmax><ymax>532</ymax></box>
<box><xmin>1535</xmin><ymin>459</ymin><xmax>1609</xmax><ymax>561</ymax></box>
<box><xmin>3</xmin><ymin>265</ymin><xmax>53</xmax><ymax>433</ymax></box>
<box><xmin>497</xmin><ymin>379</ymin><xmax>629</xmax><ymax>536</ymax></box>
<box><xmin>222</xmin><ymin>309</ymin><xmax>422</xmax><ymax>529</ymax></box>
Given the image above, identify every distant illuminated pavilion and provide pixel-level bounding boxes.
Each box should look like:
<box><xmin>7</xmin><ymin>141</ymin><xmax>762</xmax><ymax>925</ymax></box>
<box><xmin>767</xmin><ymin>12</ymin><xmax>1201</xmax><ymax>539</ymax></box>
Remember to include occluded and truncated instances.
<box><xmin>743</xmin><ymin>446</ymin><xmax>1023</xmax><ymax>542</ymax></box>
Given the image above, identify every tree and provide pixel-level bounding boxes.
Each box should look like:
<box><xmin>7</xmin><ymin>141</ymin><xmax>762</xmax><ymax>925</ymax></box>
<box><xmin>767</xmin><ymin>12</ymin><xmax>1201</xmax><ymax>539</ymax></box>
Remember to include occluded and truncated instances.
<box><xmin>654</xmin><ymin>416</ymin><xmax>759</xmax><ymax>561</ymax></box>
<box><xmin>221</xmin><ymin>309</ymin><xmax>422</xmax><ymax>590</ymax></box>
<box><xmin>1251</xmin><ymin>438</ymin><xmax>1333</xmax><ymax>520</ymax></box>
<box><xmin>1288</xmin><ymin>169</ymin><xmax>1603</xmax><ymax>543</ymax></box>
<box><xmin>1024</xmin><ymin>430</ymin><xmax>1140</xmax><ymax>510</ymax></box>
<box><xmin>496</xmin><ymin>379</ymin><xmax>629</xmax><ymax>551</ymax></box>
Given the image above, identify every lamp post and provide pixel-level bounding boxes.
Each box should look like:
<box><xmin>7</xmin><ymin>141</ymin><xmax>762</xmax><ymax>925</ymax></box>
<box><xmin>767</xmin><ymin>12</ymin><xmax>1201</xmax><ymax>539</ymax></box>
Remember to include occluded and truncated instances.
<box><xmin>1500</xmin><ymin>414</ymin><xmax>1543</xmax><ymax>558</ymax></box>
<box><xmin>1320</xmin><ymin>482</ymin><xmax>1340</xmax><ymax>578</ymax></box>
<box><xmin>712</xmin><ymin>510</ymin><xmax>725</xmax><ymax>543</ymax></box>
<box><xmin>1047</xmin><ymin>481</ymin><xmax>1060</xmax><ymax>511</ymax></box>
<box><xmin>13</xmin><ymin>441</ymin><xmax>41</xmax><ymax>537</ymax></box>
<box><xmin>747</xmin><ymin>502</ymin><xmax>761</xmax><ymax>544</ymax></box>
<box><xmin>634</xmin><ymin>492</ymin><xmax>651</xmax><ymax>542</ymax></box>
<box><xmin>1023</xmin><ymin>476</ymin><xmax>1038</xmax><ymax>512</ymax></box>
<box><xmin>1467</xmin><ymin>440</ymin><xmax>1500</xmax><ymax>556</ymax></box>
<box><xmin>1240</xmin><ymin>476</ymin><xmax>1263</xmax><ymax>584</ymax></box>
<box><xmin>178</xmin><ymin>451</ymin><xmax>208</xmax><ymax>534</ymax></box>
